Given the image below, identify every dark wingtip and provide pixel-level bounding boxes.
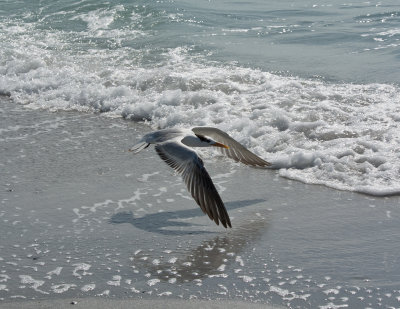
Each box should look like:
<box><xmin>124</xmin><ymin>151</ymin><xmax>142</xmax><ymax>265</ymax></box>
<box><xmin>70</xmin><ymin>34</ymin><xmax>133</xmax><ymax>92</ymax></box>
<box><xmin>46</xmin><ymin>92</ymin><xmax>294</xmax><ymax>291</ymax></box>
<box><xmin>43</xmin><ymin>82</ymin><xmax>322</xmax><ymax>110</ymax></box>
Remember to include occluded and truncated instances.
<box><xmin>220</xmin><ymin>217</ymin><xmax>232</xmax><ymax>228</ymax></box>
<box><xmin>264</xmin><ymin>160</ymin><xmax>272</xmax><ymax>167</ymax></box>
<box><xmin>214</xmin><ymin>216</ymin><xmax>232</xmax><ymax>228</ymax></box>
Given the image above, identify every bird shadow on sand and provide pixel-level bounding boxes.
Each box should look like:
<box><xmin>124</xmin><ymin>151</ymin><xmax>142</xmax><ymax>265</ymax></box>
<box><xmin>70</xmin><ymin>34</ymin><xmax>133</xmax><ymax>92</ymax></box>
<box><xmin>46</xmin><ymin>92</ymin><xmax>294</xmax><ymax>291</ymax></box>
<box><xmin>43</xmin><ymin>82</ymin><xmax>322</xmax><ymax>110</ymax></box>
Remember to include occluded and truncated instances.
<box><xmin>109</xmin><ymin>198</ymin><xmax>266</xmax><ymax>236</ymax></box>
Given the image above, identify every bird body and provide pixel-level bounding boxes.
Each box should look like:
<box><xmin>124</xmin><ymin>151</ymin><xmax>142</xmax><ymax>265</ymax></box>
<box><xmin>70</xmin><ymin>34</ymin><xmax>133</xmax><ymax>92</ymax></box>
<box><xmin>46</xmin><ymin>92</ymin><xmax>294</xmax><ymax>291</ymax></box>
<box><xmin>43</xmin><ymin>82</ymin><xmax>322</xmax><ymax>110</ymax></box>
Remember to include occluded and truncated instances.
<box><xmin>130</xmin><ymin>127</ymin><xmax>271</xmax><ymax>228</ymax></box>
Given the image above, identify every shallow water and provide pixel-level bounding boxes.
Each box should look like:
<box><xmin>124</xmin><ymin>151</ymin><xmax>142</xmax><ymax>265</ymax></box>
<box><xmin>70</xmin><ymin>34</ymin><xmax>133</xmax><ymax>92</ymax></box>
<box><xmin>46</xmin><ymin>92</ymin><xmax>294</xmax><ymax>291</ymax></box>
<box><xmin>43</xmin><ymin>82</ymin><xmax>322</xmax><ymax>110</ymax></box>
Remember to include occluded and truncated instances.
<box><xmin>1</xmin><ymin>99</ymin><xmax>400</xmax><ymax>308</ymax></box>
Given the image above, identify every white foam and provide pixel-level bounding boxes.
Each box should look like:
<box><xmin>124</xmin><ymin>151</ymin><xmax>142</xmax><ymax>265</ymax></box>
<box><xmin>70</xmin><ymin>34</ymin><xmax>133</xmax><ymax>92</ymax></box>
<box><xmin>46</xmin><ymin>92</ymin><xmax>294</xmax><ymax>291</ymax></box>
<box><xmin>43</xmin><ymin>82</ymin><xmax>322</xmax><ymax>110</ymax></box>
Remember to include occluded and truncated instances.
<box><xmin>0</xmin><ymin>274</ymin><xmax>10</xmax><ymax>282</ymax></box>
<box><xmin>168</xmin><ymin>257</ymin><xmax>178</xmax><ymax>264</ymax></box>
<box><xmin>0</xmin><ymin>285</ymin><xmax>8</xmax><ymax>291</ymax></box>
<box><xmin>138</xmin><ymin>172</ymin><xmax>160</xmax><ymax>182</ymax></box>
<box><xmin>81</xmin><ymin>284</ymin><xmax>96</xmax><ymax>292</ymax></box>
<box><xmin>217</xmin><ymin>264</ymin><xmax>226</xmax><ymax>272</ymax></box>
<box><xmin>1</xmin><ymin>16</ymin><xmax>400</xmax><ymax>196</ymax></box>
<box><xmin>72</xmin><ymin>263</ymin><xmax>92</xmax><ymax>279</ymax></box>
<box><xmin>107</xmin><ymin>275</ymin><xmax>121</xmax><ymax>286</ymax></box>
<box><xmin>51</xmin><ymin>283</ymin><xmax>76</xmax><ymax>294</ymax></box>
<box><xmin>116</xmin><ymin>189</ymin><xmax>147</xmax><ymax>209</ymax></box>
<box><xmin>153</xmin><ymin>187</ymin><xmax>167</xmax><ymax>197</ymax></box>
<box><xmin>235</xmin><ymin>256</ymin><xmax>244</xmax><ymax>267</ymax></box>
<box><xmin>19</xmin><ymin>275</ymin><xmax>49</xmax><ymax>294</ymax></box>
<box><xmin>324</xmin><ymin>288</ymin><xmax>340</xmax><ymax>295</ymax></box>
<box><xmin>240</xmin><ymin>275</ymin><xmax>255</xmax><ymax>283</ymax></box>
<box><xmin>97</xmin><ymin>290</ymin><xmax>110</xmax><ymax>296</ymax></box>
<box><xmin>69</xmin><ymin>5</ymin><xmax>144</xmax><ymax>40</ymax></box>
<box><xmin>319</xmin><ymin>303</ymin><xmax>349</xmax><ymax>309</ymax></box>
<box><xmin>10</xmin><ymin>295</ymin><xmax>26</xmax><ymax>299</ymax></box>
<box><xmin>269</xmin><ymin>286</ymin><xmax>289</xmax><ymax>297</ymax></box>
<box><xmin>147</xmin><ymin>278</ymin><xmax>160</xmax><ymax>286</ymax></box>
<box><xmin>45</xmin><ymin>266</ymin><xmax>63</xmax><ymax>279</ymax></box>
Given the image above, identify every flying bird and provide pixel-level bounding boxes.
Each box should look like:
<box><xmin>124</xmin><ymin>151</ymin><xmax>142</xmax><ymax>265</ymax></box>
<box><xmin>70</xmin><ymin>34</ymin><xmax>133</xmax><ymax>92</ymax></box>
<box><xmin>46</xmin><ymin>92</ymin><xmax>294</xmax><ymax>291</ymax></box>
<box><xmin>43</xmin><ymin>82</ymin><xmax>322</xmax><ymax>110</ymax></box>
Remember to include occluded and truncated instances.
<box><xmin>130</xmin><ymin>127</ymin><xmax>271</xmax><ymax>228</ymax></box>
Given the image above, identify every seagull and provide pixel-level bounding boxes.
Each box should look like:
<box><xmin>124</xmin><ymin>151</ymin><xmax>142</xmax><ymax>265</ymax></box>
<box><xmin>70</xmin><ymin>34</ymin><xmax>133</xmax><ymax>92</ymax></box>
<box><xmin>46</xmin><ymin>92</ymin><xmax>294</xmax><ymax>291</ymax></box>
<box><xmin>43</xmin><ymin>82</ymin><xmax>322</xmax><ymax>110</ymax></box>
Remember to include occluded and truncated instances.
<box><xmin>130</xmin><ymin>127</ymin><xmax>271</xmax><ymax>228</ymax></box>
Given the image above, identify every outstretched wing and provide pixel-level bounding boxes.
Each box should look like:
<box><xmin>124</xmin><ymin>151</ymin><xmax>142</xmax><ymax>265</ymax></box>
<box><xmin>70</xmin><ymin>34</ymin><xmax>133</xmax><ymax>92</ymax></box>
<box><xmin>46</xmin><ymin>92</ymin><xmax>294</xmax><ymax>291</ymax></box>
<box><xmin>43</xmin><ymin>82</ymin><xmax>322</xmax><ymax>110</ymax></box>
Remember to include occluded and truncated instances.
<box><xmin>192</xmin><ymin>127</ymin><xmax>271</xmax><ymax>167</ymax></box>
<box><xmin>155</xmin><ymin>141</ymin><xmax>232</xmax><ymax>228</ymax></box>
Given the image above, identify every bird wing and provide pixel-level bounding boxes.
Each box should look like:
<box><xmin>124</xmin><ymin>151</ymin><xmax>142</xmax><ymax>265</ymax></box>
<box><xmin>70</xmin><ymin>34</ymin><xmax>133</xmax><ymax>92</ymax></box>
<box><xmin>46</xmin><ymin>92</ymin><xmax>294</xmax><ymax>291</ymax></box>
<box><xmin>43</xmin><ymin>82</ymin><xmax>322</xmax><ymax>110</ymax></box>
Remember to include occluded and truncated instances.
<box><xmin>155</xmin><ymin>141</ymin><xmax>232</xmax><ymax>228</ymax></box>
<box><xmin>192</xmin><ymin>127</ymin><xmax>271</xmax><ymax>167</ymax></box>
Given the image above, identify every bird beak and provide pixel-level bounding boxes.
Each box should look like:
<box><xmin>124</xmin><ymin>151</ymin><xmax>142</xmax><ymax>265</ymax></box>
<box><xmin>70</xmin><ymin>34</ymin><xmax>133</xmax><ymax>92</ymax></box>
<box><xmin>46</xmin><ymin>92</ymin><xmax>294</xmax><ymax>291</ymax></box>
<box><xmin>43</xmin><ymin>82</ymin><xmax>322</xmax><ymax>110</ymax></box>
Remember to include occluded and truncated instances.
<box><xmin>213</xmin><ymin>142</ymin><xmax>229</xmax><ymax>149</ymax></box>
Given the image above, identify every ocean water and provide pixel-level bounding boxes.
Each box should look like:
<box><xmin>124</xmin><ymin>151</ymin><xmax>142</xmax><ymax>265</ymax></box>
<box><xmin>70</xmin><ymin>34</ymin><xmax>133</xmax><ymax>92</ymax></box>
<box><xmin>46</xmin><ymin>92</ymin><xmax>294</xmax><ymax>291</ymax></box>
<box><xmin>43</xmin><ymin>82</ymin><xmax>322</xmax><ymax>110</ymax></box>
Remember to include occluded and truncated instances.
<box><xmin>1</xmin><ymin>0</ymin><xmax>400</xmax><ymax>193</ymax></box>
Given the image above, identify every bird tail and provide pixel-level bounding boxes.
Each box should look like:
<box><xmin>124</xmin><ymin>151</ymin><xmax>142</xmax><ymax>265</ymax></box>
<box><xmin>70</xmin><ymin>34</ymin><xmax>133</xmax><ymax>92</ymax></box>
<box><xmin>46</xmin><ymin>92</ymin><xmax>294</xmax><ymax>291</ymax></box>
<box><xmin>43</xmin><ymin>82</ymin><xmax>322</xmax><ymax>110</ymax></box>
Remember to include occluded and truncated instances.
<box><xmin>129</xmin><ymin>141</ymin><xmax>150</xmax><ymax>153</ymax></box>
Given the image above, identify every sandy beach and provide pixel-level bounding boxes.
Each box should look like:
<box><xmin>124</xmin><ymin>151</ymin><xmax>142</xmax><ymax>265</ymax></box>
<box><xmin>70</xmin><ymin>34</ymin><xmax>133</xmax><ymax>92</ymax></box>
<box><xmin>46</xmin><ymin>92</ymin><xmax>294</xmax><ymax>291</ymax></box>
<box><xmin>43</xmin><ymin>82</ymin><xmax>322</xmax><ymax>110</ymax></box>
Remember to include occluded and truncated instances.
<box><xmin>1</xmin><ymin>97</ymin><xmax>400</xmax><ymax>308</ymax></box>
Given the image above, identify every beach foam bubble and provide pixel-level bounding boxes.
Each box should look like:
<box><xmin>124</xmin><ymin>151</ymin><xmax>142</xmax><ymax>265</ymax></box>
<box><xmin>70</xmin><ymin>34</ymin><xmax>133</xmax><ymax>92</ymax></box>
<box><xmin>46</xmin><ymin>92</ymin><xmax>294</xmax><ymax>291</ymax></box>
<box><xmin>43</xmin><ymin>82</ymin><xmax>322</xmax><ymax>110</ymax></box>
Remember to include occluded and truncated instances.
<box><xmin>19</xmin><ymin>275</ymin><xmax>48</xmax><ymax>294</ymax></box>
<box><xmin>51</xmin><ymin>283</ymin><xmax>76</xmax><ymax>294</ymax></box>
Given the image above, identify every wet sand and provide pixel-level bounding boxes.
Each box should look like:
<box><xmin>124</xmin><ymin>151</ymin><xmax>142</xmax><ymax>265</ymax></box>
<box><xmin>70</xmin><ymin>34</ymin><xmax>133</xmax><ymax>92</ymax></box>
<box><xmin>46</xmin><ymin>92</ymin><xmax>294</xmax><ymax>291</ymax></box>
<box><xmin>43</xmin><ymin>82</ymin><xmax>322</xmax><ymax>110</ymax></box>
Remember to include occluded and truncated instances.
<box><xmin>1</xmin><ymin>97</ymin><xmax>400</xmax><ymax>308</ymax></box>
<box><xmin>0</xmin><ymin>297</ymin><xmax>283</xmax><ymax>309</ymax></box>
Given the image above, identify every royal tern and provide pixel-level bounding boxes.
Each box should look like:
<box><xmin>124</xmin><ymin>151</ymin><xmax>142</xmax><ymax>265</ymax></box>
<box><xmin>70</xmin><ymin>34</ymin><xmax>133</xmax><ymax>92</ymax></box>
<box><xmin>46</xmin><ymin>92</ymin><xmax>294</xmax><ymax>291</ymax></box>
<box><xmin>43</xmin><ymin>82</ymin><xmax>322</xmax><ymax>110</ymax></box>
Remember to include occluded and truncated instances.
<box><xmin>130</xmin><ymin>127</ymin><xmax>271</xmax><ymax>228</ymax></box>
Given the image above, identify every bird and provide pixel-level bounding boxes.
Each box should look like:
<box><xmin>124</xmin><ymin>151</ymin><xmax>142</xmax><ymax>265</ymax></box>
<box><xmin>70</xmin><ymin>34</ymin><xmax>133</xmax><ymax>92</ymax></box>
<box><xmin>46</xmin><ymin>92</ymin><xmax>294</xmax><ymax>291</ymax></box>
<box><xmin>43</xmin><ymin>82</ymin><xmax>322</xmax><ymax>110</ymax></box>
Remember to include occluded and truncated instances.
<box><xmin>129</xmin><ymin>127</ymin><xmax>271</xmax><ymax>228</ymax></box>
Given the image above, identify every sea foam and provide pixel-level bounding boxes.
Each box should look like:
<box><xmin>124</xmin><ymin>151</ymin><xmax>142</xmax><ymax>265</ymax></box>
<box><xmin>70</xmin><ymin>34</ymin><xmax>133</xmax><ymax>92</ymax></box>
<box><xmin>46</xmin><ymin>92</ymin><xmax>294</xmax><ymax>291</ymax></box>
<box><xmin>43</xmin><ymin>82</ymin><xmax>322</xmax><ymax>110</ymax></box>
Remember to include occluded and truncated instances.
<box><xmin>1</xmin><ymin>7</ymin><xmax>400</xmax><ymax>196</ymax></box>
